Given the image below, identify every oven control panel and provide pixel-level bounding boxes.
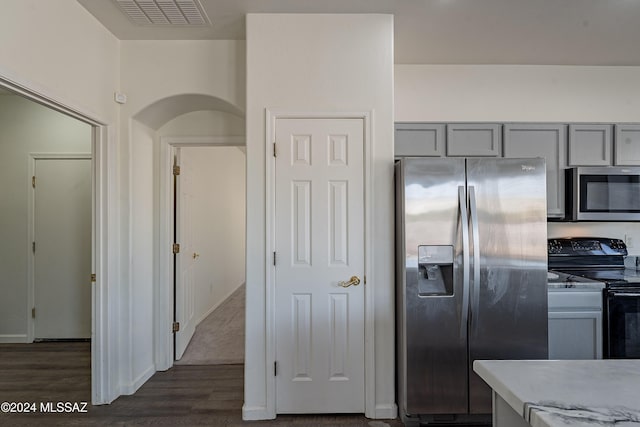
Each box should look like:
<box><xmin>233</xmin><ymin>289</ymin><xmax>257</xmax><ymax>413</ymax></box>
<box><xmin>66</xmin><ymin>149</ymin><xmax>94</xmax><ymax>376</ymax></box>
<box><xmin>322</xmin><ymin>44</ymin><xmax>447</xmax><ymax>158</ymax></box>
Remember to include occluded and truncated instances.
<box><xmin>548</xmin><ymin>237</ymin><xmax>627</xmax><ymax>256</ymax></box>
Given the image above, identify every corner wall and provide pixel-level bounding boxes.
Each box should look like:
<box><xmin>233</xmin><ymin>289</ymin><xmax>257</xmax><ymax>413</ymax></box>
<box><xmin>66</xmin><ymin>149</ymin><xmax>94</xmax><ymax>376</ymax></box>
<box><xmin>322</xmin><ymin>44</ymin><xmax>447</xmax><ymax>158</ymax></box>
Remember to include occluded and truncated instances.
<box><xmin>245</xmin><ymin>13</ymin><xmax>395</xmax><ymax>420</ymax></box>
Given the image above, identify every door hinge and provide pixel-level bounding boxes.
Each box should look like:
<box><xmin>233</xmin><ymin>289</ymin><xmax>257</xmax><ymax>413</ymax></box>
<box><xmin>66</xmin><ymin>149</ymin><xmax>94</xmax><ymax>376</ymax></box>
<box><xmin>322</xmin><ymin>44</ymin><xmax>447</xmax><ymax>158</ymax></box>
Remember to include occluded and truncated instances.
<box><xmin>273</xmin><ymin>142</ymin><xmax>277</xmax><ymax>158</ymax></box>
<box><xmin>173</xmin><ymin>243</ymin><xmax>180</xmax><ymax>254</ymax></box>
<box><xmin>274</xmin><ymin>361</ymin><xmax>278</xmax><ymax>376</ymax></box>
<box><xmin>273</xmin><ymin>251</ymin><xmax>276</xmax><ymax>266</ymax></box>
<box><xmin>32</xmin><ymin>176</ymin><xmax>36</xmax><ymax>188</ymax></box>
<box><xmin>32</xmin><ymin>241</ymin><xmax>36</xmax><ymax>253</ymax></box>
<box><xmin>364</xmin><ymin>275</ymin><xmax>367</xmax><ymax>285</ymax></box>
<box><xmin>172</xmin><ymin>322</ymin><xmax>180</xmax><ymax>333</ymax></box>
<box><xmin>32</xmin><ymin>307</ymin><xmax>35</xmax><ymax>319</ymax></box>
<box><xmin>173</xmin><ymin>165</ymin><xmax>181</xmax><ymax>176</ymax></box>
<box><xmin>91</xmin><ymin>273</ymin><xmax>96</xmax><ymax>283</ymax></box>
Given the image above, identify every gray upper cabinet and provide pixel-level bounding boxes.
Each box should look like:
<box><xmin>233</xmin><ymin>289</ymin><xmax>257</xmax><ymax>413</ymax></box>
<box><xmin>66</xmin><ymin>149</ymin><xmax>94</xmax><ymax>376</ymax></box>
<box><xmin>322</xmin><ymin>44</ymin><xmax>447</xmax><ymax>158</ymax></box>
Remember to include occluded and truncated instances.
<box><xmin>615</xmin><ymin>124</ymin><xmax>640</xmax><ymax>165</ymax></box>
<box><xmin>568</xmin><ymin>124</ymin><xmax>612</xmax><ymax>166</ymax></box>
<box><xmin>395</xmin><ymin>123</ymin><xmax>445</xmax><ymax>157</ymax></box>
<box><xmin>503</xmin><ymin>124</ymin><xmax>567</xmax><ymax>218</ymax></box>
<box><xmin>446</xmin><ymin>124</ymin><xmax>502</xmax><ymax>157</ymax></box>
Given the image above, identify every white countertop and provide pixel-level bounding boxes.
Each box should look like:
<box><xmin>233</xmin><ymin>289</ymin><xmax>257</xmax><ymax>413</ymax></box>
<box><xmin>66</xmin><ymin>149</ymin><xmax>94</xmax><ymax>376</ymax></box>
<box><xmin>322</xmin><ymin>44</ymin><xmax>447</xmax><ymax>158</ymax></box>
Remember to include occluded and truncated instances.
<box><xmin>474</xmin><ymin>359</ymin><xmax>640</xmax><ymax>427</ymax></box>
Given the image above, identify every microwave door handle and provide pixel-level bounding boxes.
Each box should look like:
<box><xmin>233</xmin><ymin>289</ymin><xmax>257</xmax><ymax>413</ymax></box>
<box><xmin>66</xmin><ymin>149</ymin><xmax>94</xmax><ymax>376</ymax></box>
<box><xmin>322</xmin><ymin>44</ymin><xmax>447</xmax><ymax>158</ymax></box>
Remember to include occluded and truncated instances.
<box><xmin>469</xmin><ymin>186</ymin><xmax>480</xmax><ymax>325</ymax></box>
<box><xmin>458</xmin><ymin>186</ymin><xmax>470</xmax><ymax>339</ymax></box>
<box><xmin>611</xmin><ymin>292</ymin><xmax>640</xmax><ymax>297</ymax></box>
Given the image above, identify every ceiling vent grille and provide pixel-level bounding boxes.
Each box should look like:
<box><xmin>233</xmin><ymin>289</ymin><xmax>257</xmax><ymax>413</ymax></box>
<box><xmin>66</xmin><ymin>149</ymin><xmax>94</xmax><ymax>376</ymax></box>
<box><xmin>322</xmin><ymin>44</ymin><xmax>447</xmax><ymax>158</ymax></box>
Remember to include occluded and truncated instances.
<box><xmin>114</xmin><ymin>0</ymin><xmax>209</xmax><ymax>26</ymax></box>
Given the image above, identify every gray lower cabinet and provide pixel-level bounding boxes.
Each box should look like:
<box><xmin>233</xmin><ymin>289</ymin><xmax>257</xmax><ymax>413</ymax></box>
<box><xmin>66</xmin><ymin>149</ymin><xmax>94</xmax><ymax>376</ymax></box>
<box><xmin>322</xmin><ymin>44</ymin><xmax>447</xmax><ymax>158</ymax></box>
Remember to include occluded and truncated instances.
<box><xmin>503</xmin><ymin>124</ymin><xmax>567</xmax><ymax>218</ymax></box>
<box><xmin>615</xmin><ymin>124</ymin><xmax>640</xmax><ymax>165</ymax></box>
<box><xmin>395</xmin><ymin>123</ymin><xmax>445</xmax><ymax>157</ymax></box>
<box><xmin>548</xmin><ymin>289</ymin><xmax>603</xmax><ymax>360</ymax></box>
<box><xmin>568</xmin><ymin>124</ymin><xmax>612</xmax><ymax>166</ymax></box>
<box><xmin>446</xmin><ymin>123</ymin><xmax>502</xmax><ymax>157</ymax></box>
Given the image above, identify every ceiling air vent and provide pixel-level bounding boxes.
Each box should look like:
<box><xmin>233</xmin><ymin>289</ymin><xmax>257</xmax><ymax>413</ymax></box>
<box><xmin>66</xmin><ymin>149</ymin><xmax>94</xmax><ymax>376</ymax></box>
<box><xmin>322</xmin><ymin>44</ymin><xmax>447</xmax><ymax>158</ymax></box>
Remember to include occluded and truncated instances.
<box><xmin>114</xmin><ymin>0</ymin><xmax>209</xmax><ymax>26</ymax></box>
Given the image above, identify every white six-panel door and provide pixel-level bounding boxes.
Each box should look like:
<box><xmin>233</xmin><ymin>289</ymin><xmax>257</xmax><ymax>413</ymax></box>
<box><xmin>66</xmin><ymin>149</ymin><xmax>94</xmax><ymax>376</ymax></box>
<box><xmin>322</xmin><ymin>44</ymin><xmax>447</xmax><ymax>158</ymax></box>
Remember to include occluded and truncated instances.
<box><xmin>274</xmin><ymin>118</ymin><xmax>365</xmax><ymax>413</ymax></box>
<box><xmin>34</xmin><ymin>158</ymin><xmax>91</xmax><ymax>339</ymax></box>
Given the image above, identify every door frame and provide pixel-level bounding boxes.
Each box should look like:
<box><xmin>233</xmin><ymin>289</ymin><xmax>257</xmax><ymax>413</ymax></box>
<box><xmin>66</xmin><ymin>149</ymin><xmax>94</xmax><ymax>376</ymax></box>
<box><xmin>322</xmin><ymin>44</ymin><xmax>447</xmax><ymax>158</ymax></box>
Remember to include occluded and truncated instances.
<box><xmin>156</xmin><ymin>136</ymin><xmax>245</xmax><ymax>371</ymax></box>
<box><xmin>27</xmin><ymin>153</ymin><xmax>92</xmax><ymax>342</ymax></box>
<box><xmin>265</xmin><ymin>110</ymin><xmax>375</xmax><ymax>417</ymax></box>
<box><xmin>0</xmin><ymin>71</ymin><xmax>116</xmax><ymax>405</ymax></box>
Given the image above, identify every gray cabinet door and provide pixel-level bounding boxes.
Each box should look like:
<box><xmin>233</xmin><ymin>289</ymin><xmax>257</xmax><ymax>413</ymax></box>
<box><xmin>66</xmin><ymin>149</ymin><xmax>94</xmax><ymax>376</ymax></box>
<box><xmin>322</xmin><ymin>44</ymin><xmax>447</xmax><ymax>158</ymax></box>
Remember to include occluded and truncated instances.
<box><xmin>548</xmin><ymin>311</ymin><xmax>602</xmax><ymax>360</ymax></box>
<box><xmin>615</xmin><ymin>124</ymin><xmax>640</xmax><ymax>165</ymax></box>
<box><xmin>446</xmin><ymin>124</ymin><xmax>502</xmax><ymax>157</ymax></box>
<box><xmin>503</xmin><ymin>124</ymin><xmax>567</xmax><ymax>218</ymax></box>
<box><xmin>395</xmin><ymin>123</ymin><xmax>445</xmax><ymax>157</ymax></box>
<box><xmin>568</xmin><ymin>124</ymin><xmax>612</xmax><ymax>166</ymax></box>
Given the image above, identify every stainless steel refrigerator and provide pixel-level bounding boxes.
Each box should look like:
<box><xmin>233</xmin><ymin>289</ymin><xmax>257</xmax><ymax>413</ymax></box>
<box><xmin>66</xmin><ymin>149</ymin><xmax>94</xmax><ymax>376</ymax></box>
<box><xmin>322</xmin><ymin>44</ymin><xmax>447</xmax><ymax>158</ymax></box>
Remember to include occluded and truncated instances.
<box><xmin>395</xmin><ymin>157</ymin><xmax>548</xmax><ymax>425</ymax></box>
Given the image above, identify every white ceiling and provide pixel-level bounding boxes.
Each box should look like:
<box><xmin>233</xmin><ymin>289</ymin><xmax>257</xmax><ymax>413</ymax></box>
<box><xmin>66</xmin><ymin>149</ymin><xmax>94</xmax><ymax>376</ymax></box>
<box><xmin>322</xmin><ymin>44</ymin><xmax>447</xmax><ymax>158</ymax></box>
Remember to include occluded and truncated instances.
<box><xmin>77</xmin><ymin>0</ymin><xmax>640</xmax><ymax>65</ymax></box>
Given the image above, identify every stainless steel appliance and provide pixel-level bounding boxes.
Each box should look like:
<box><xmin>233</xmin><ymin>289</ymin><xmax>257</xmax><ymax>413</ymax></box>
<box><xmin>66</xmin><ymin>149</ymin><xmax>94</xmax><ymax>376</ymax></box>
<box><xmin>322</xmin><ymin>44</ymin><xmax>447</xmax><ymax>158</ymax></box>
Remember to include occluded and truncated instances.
<box><xmin>566</xmin><ymin>166</ymin><xmax>640</xmax><ymax>221</ymax></box>
<box><xmin>395</xmin><ymin>158</ymin><xmax>549</xmax><ymax>425</ymax></box>
<box><xmin>548</xmin><ymin>237</ymin><xmax>640</xmax><ymax>358</ymax></box>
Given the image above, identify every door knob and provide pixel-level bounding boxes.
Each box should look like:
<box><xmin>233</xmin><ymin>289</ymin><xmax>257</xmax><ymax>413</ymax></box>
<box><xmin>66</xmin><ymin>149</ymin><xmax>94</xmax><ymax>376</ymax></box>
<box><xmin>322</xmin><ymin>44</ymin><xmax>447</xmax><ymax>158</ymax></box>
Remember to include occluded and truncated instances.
<box><xmin>338</xmin><ymin>276</ymin><xmax>361</xmax><ymax>288</ymax></box>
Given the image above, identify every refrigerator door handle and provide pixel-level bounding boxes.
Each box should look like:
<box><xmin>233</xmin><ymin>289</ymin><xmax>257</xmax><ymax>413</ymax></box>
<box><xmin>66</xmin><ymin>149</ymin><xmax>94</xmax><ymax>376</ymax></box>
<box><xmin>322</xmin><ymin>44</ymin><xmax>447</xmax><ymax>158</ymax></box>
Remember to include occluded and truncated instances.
<box><xmin>469</xmin><ymin>186</ymin><xmax>481</xmax><ymax>324</ymax></box>
<box><xmin>458</xmin><ymin>186</ymin><xmax>470</xmax><ymax>339</ymax></box>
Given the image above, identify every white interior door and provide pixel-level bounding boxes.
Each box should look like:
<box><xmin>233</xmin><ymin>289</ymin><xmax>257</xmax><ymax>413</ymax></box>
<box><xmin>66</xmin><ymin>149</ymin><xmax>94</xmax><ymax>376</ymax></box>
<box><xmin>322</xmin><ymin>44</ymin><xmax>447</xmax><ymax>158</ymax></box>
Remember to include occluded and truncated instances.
<box><xmin>175</xmin><ymin>149</ymin><xmax>197</xmax><ymax>360</ymax></box>
<box><xmin>34</xmin><ymin>158</ymin><xmax>91</xmax><ymax>339</ymax></box>
<box><xmin>274</xmin><ymin>118</ymin><xmax>366</xmax><ymax>413</ymax></box>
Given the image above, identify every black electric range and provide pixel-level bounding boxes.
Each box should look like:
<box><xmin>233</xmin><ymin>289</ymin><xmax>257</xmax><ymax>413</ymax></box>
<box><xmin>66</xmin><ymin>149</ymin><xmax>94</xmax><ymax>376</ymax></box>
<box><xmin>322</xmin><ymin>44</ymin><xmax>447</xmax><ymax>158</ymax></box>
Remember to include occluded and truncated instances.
<box><xmin>548</xmin><ymin>237</ymin><xmax>640</xmax><ymax>358</ymax></box>
<box><xmin>548</xmin><ymin>237</ymin><xmax>640</xmax><ymax>287</ymax></box>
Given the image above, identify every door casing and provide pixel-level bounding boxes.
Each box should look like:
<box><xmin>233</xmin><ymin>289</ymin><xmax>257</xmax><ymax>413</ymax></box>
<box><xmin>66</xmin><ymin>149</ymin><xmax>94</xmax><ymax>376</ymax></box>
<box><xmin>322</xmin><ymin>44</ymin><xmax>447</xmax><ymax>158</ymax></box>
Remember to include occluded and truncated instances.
<box><xmin>265</xmin><ymin>110</ymin><xmax>375</xmax><ymax>418</ymax></box>
<box><xmin>0</xmin><ymin>71</ymin><xmax>115</xmax><ymax>405</ymax></box>
<box><xmin>156</xmin><ymin>136</ymin><xmax>245</xmax><ymax>371</ymax></box>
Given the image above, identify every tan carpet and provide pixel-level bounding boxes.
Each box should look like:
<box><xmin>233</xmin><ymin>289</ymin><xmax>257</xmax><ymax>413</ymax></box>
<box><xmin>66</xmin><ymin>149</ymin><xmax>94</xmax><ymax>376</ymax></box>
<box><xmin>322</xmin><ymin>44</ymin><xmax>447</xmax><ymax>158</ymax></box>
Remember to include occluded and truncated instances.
<box><xmin>175</xmin><ymin>284</ymin><xmax>245</xmax><ymax>365</ymax></box>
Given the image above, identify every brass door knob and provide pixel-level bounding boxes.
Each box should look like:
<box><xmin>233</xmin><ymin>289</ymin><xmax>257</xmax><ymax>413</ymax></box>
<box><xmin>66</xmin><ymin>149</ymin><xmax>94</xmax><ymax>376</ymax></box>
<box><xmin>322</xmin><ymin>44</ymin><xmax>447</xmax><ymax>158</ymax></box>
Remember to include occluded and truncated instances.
<box><xmin>338</xmin><ymin>276</ymin><xmax>361</xmax><ymax>288</ymax></box>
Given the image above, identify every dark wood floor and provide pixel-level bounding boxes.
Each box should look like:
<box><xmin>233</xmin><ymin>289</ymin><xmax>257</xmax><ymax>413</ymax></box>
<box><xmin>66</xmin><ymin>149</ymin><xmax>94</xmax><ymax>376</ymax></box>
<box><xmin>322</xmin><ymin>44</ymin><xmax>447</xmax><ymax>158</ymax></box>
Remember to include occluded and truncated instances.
<box><xmin>0</xmin><ymin>342</ymin><xmax>406</xmax><ymax>426</ymax></box>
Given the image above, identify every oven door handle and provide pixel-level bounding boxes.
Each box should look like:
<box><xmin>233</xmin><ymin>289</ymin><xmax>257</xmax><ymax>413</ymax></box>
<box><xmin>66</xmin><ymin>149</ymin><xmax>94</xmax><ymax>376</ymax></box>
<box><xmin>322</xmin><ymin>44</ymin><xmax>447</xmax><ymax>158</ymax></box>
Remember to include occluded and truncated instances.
<box><xmin>610</xmin><ymin>292</ymin><xmax>640</xmax><ymax>297</ymax></box>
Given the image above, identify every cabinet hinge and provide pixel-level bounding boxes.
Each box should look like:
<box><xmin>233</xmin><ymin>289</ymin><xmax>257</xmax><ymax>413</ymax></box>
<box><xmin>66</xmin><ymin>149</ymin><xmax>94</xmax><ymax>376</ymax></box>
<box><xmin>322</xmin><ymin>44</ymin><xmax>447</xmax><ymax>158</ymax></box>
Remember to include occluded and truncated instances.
<box><xmin>274</xmin><ymin>361</ymin><xmax>278</xmax><ymax>376</ymax></box>
<box><xmin>172</xmin><ymin>322</ymin><xmax>180</xmax><ymax>333</ymax></box>
<box><xmin>32</xmin><ymin>241</ymin><xmax>36</xmax><ymax>254</ymax></box>
<box><xmin>32</xmin><ymin>307</ymin><xmax>35</xmax><ymax>319</ymax></box>
<box><xmin>273</xmin><ymin>142</ymin><xmax>277</xmax><ymax>158</ymax></box>
<box><xmin>173</xmin><ymin>165</ymin><xmax>181</xmax><ymax>176</ymax></box>
<box><xmin>32</xmin><ymin>176</ymin><xmax>36</xmax><ymax>188</ymax></box>
<box><xmin>91</xmin><ymin>273</ymin><xmax>96</xmax><ymax>283</ymax></box>
<box><xmin>173</xmin><ymin>243</ymin><xmax>180</xmax><ymax>254</ymax></box>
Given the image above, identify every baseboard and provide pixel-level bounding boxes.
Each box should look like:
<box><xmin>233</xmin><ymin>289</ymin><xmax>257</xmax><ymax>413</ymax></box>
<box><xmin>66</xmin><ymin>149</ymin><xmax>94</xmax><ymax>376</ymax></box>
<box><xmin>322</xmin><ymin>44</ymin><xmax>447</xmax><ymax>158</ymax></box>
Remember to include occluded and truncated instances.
<box><xmin>374</xmin><ymin>403</ymin><xmax>398</xmax><ymax>419</ymax></box>
<box><xmin>121</xmin><ymin>365</ymin><xmax>156</xmax><ymax>395</ymax></box>
<box><xmin>242</xmin><ymin>404</ymin><xmax>275</xmax><ymax>420</ymax></box>
<box><xmin>0</xmin><ymin>334</ymin><xmax>29</xmax><ymax>343</ymax></box>
<box><xmin>195</xmin><ymin>281</ymin><xmax>245</xmax><ymax>325</ymax></box>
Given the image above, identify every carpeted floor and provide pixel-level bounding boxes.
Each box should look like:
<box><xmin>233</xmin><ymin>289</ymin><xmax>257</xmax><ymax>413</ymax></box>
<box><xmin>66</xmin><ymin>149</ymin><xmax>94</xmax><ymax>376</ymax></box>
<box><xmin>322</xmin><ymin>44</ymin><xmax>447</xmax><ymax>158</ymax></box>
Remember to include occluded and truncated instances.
<box><xmin>176</xmin><ymin>284</ymin><xmax>245</xmax><ymax>365</ymax></box>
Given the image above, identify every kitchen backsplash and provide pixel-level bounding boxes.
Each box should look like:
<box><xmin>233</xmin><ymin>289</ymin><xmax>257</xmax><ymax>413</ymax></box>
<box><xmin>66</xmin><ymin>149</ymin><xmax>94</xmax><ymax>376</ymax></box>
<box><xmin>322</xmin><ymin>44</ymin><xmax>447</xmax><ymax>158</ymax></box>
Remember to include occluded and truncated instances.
<box><xmin>548</xmin><ymin>222</ymin><xmax>640</xmax><ymax>256</ymax></box>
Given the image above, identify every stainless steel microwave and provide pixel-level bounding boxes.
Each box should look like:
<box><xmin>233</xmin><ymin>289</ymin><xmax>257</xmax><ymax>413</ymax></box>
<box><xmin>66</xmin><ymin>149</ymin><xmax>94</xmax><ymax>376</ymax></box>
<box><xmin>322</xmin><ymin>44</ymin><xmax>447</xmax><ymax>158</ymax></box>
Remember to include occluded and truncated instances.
<box><xmin>566</xmin><ymin>167</ymin><xmax>640</xmax><ymax>221</ymax></box>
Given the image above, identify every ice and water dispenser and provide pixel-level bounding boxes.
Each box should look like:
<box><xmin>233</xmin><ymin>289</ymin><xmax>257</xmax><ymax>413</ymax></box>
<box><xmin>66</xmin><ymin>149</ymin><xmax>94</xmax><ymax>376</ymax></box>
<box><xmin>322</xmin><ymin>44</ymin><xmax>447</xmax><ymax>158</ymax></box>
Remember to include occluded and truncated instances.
<box><xmin>417</xmin><ymin>245</ymin><xmax>454</xmax><ymax>296</ymax></box>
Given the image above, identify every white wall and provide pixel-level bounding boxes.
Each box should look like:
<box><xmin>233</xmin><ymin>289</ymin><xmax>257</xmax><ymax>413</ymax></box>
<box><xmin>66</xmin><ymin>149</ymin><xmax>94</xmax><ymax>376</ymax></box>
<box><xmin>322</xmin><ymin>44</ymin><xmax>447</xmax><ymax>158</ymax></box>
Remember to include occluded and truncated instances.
<box><xmin>128</xmin><ymin>120</ymin><xmax>156</xmax><ymax>390</ymax></box>
<box><xmin>0</xmin><ymin>94</ymin><xmax>91</xmax><ymax>342</ymax></box>
<box><xmin>0</xmin><ymin>0</ymin><xmax>119</xmax><ymax>124</ymax></box>
<box><xmin>395</xmin><ymin>65</ymin><xmax>640</xmax><ymax>122</ymax></box>
<box><xmin>395</xmin><ymin>64</ymin><xmax>640</xmax><ymax>253</ymax></box>
<box><xmin>160</xmin><ymin>110</ymin><xmax>245</xmax><ymax>137</ymax></box>
<box><xmin>245</xmin><ymin>14</ymin><xmax>395</xmax><ymax>420</ymax></box>
<box><xmin>179</xmin><ymin>147</ymin><xmax>246</xmax><ymax>325</ymax></box>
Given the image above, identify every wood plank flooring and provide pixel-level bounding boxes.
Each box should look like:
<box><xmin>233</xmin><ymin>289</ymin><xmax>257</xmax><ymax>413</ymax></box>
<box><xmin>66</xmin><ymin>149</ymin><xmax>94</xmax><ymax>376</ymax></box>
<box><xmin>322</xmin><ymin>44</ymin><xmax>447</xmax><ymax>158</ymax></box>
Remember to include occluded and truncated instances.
<box><xmin>0</xmin><ymin>342</ymin><xmax>405</xmax><ymax>426</ymax></box>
